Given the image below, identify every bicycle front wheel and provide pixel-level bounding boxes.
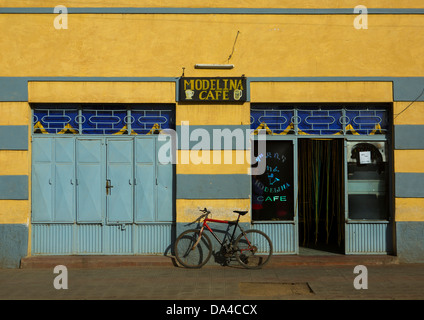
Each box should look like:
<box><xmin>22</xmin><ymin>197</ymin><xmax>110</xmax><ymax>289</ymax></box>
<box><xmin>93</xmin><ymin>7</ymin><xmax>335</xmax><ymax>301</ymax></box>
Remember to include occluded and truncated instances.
<box><xmin>235</xmin><ymin>229</ymin><xmax>273</xmax><ymax>269</ymax></box>
<box><xmin>174</xmin><ymin>229</ymin><xmax>212</xmax><ymax>268</ymax></box>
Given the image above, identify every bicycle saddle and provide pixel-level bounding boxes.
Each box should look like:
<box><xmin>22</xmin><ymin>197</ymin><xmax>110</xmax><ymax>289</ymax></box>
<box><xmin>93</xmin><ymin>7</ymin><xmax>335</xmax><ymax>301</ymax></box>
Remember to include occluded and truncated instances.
<box><xmin>233</xmin><ymin>210</ymin><xmax>248</xmax><ymax>216</ymax></box>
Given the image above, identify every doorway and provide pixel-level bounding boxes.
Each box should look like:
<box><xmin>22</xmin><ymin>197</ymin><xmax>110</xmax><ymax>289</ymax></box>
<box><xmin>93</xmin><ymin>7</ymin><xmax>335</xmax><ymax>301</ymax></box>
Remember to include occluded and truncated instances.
<box><xmin>298</xmin><ymin>139</ymin><xmax>345</xmax><ymax>255</ymax></box>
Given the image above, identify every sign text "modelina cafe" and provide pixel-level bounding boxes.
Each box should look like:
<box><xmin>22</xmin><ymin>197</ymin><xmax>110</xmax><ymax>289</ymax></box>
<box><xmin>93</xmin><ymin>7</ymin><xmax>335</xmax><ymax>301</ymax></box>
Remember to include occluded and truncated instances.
<box><xmin>179</xmin><ymin>77</ymin><xmax>246</xmax><ymax>102</ymax></box>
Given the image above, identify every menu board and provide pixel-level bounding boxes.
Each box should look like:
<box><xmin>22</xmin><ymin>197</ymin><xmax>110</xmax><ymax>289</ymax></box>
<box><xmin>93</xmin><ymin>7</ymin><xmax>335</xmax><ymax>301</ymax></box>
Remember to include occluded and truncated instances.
<box><xmin>252</xmin><ymin>140</ymin><xmax>294</xmax><ymax>221</ymax></box>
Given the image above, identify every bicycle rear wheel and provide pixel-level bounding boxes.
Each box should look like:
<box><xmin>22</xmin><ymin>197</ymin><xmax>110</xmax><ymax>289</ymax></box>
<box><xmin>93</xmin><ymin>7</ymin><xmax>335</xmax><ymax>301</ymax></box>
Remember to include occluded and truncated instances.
<box><xmin>174</xmin><ymin>229</ymin><xmax>212</xmax><ymax>268</ymax></box>
<box><xmin>235</xmin><ymin>229</ymin><xmax>273</xmax><ymax>269</ymax></box>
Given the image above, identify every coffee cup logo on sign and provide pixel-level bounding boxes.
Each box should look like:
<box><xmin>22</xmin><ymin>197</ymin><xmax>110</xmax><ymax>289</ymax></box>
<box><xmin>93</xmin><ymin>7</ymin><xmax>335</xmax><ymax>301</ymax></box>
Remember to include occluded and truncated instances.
<box><xmin>233</xmin><ymin>89</ymin><xmax>242</xmax><ymax>101</ymax></box>
<box><xmin>185</xmin><ymin>89</ymin><xmax>195</xmax><ymax>100</ymax></box>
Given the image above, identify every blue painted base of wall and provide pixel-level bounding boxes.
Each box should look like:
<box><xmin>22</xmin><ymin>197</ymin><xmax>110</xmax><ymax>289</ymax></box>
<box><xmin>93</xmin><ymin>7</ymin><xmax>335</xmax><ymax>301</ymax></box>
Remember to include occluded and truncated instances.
<box><xmin>346</xmin><ymin>222</ymin><xmax>393</xmax><ymax>255</ymax></box>
<box><xmin>0</xmin><ymin>224</ymin><xmax>28</xmax><ymax>268</ymax></box>
<box><xmin>396</xmin><ymin>222</ymin><xmax>424</xmax><ymax>263</ymax></box>
<box><xmin>27</xmin><ymin>221</ymin><xmax>424</xmax><ymax>263</ymax></box>
<box><xmin>32</xmin><ymin>223</ymin><xmax>174</xmax><ymax>256</ymax></box>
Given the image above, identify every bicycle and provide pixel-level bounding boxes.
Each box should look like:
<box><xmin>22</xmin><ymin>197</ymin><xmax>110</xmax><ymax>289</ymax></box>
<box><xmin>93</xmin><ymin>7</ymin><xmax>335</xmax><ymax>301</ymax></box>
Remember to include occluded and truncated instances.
<box><xmin>174</xmin><ymin>208</ymin><xmax>273</xmax><ymax>269</ymax></box>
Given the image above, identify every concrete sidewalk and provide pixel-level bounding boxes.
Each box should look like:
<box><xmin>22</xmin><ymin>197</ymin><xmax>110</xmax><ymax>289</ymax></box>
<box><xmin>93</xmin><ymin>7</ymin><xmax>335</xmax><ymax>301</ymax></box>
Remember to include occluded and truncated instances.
<box><xmin>0</xmin><ymin>254</ymin><xmax>422</xmax><ymax>301</ymax></box>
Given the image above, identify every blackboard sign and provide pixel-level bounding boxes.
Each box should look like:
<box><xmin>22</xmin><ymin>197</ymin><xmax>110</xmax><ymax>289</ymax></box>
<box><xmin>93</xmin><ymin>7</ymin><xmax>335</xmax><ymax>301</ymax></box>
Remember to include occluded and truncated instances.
<box><xmin>252</xmin><ymin>140</ymin><xmax>294</xmax><ymax>221</ymax></box>
<box><xmin>179</xmin><ymin>77</ymin><xmax>246</xmax><ymax>102</ymax></box>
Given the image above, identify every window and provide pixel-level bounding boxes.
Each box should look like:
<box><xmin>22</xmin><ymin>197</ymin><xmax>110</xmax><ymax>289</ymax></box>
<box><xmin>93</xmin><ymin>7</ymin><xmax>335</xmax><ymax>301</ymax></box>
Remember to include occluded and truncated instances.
<box><xmin>32</xmin><ymin>104</ymin><xmax>175</xmax><ymax>135</ymax></box>
<box><xmin>347</xmin><ymin>141</ymin><xmax>389</xmax><ymax>220</ymax></box>
<box><xmin>252</xmin><ymin>140</ymin><xmax>295</xmax><ymax>221</ymax></box>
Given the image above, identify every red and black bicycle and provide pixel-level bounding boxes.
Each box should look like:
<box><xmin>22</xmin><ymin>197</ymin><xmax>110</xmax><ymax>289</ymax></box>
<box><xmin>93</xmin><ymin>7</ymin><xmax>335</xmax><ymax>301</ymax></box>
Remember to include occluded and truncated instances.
<box><xmin>174</xmin><ymin>208</ymin><xmax>273</xmax><ymax>269</ymax></box>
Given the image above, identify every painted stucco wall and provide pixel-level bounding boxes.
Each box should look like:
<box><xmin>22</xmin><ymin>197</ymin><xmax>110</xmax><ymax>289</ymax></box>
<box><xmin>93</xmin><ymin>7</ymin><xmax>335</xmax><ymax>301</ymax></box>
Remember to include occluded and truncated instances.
<box><xmin>0</xmin><ymin>1</ymin><xmax>424</xmax><ymax>265</ymax></box>
<box><xmin>0</xmin><ymin>102</ymin><xmax>30</xmax><ymax>267</ymax></box>
<box><xmin>394</xmin><ymin>102</ymin><xmax>424</xmax><ymax>262</ymax></box>
<box><xmin>1</xmin><ymin>14</ymin><xmax>424</xmax><ymax>78</ymax></box>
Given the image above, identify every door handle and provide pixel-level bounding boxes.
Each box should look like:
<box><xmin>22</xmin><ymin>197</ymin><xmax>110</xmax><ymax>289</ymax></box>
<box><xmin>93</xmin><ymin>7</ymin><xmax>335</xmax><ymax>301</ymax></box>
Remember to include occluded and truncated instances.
<box><xmin>106</xmin><ymin>179</ymin><xmax>114</xmax><ymax>195</ymax></box>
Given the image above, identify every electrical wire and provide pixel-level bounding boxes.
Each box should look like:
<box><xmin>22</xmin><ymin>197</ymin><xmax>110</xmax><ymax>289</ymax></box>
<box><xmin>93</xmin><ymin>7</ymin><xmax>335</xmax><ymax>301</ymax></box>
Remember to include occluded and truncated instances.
<box><xmin>394</xmin><ymin>87</ymin><xmax>424</xmax><ymax>119</ymax></box>
<box><xmin>227</xmin><ymin>30</ymin><xmax>240</xmax><ymax>63</ymax></box>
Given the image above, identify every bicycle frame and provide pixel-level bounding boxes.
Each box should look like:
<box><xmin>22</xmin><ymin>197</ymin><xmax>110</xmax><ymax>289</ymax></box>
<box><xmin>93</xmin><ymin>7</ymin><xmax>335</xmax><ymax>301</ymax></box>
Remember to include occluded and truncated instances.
<box><xmin>193</xmin><ymin>215</ymin><xmax>252</xmax><ymax>250</ymax></box>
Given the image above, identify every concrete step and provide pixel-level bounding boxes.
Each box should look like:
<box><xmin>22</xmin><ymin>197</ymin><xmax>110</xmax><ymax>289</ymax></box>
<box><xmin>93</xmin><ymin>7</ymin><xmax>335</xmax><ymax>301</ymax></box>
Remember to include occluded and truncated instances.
<box><xmin>268</xmin><ymin>254</ymin><xmax>399</xmax><ymax>267</ymax></box>
<box><xmin>20</xmin><ymin>255</ymin><xmax>176</xmax><ymax>269</ymax></box>
<box><xmin>20</xmin><ymin>254</ymin><xmax>399</xmax><ymax>269</ymax></box>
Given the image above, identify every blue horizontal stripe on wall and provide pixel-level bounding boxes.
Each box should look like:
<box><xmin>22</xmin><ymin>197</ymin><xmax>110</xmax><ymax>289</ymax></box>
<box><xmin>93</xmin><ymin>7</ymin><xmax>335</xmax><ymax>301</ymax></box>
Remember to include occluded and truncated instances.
<box><xmin>394</xmin><ymin>125</ymin><xmax>424</xmax><ymax>149</ymax></box>
<box><xmin>393</xmin><ymin>78</ymin><xmax>424</xmax><ymax>101</ymax></box>
<box><xmin>0</xmin><ymin>126</ymin><xmax>28</xmax><ymax>150</ymax></box>
<box><xmin>2</xmin><ymin>77</ymin><xmax>424</xmax><ymax>102</ymax></box>
<box><xmin>0</xmin><ymin>224</ymin><xmax>29</xmax><ymax>268</ymax></box>
<box><xmin>31</xmin><ymin>223</ymin><xmax>174</xmax><ymax>255</ymax></box>
<box><xmin>395</xmin><ymin>173</ymin><xmax>424</xmax><ymax>198</ymax></box>
<box><xmin>0</xmin><ymin>175</ymin><xmax>28</xmax><ymax>200</ymax></box>
<box><xmin>0</xmin><ymin>77</ymin><xmax>178</xmax><ymax>102</ymax></box>
<box><xmin>396</xmin><ymin>221</ymin><xmax>424</xmax><ymax>263</ymax></box>
<box><xmin>176</xmin><ymin>174</ymin><xmax>250</xmax><ymax>199</ymax></box>
<box><xmin>249</xmin><ymin>77</ymin><xmax>424</xmax><ymax>102</ymax></box>
<box><xmin>0</xmin><ymin>78</ymin><xmax>28</xmax><ymax>102</ymax></box>
<box><xmin>1</xmin><ymin>8</ymin><xmax>424</xmax><ymax>15</ymax></box>
<box><xmin>176</xmin><ymin>125</ymin><xmax>251</xmax><ymax>150</ymax></box>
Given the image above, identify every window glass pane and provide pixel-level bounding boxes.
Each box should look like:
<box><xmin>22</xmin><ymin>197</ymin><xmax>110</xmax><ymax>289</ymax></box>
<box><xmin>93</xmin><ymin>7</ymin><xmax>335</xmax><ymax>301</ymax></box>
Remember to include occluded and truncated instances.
<box><xmin>33</xmin><ymin>108</ymin><xmax>79</xmax><ymax>134</ymax></box>
<box><xmin>82</xmin><ymin>108</ymin><xmax>127</xmax><ymax>135</ymax></box>
<box><xmin>250</xmin><ymin>108</ymin><xmax>294</xmax><ymax>134</ymax></box>
<box><xmin>252</xmin><ymin>140</ymin><xmax>294</xmax><ymax>221</ymax></box>
<box><xmin>132</xmin><ymin>108</ymin><xmax>174</xmax><ymax>135</ymax></box>
<box><xmin>297</xmin><ymin>107</ymin><xmax>343</xmax><ymax>135</ymax></box>
<box><xmin>347</xmin><ymin>141</ymin><xmax>389</xmax><ymax>220</ymax></box>
<box><xmin>33</xmin><ymin>104</ymin><xmax>175</xmax><ymax>135</ymax></box>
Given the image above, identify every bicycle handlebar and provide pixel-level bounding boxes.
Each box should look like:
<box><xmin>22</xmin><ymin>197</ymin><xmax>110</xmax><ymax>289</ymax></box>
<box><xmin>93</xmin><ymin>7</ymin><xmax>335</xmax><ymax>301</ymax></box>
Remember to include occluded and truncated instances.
<box><xmin>197</xmin><ymin>208</ymin><xmax>211</xmax><ymax>221</ymax></box>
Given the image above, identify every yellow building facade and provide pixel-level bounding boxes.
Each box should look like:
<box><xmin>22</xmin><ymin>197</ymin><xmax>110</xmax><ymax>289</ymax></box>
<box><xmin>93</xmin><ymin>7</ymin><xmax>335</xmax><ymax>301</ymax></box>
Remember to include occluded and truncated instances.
<box><xmin>1</xmin><ymin>0</ymin><xmax>424</xmax><ymax>267</ymax></box>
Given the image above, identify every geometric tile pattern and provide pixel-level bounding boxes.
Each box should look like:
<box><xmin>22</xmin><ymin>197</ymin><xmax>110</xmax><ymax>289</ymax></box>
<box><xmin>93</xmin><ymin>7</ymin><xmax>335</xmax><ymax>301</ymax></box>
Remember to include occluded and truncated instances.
<box><xmin>251</xmin><ymin>106</ymin><xmax>388</xmax><ymax>135</ymax></box>
<box><xmin>33</xmin><ymin>106</ymin><xmax>174</xmax><ymax>135</ymax></box>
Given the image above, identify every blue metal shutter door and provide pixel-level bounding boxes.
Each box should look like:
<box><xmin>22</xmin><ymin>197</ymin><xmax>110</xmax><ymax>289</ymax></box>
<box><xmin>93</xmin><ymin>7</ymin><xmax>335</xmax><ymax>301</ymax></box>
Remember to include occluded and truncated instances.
<box><xmin>53</xmin><ymin>138</ymin><xmax>75</xmax><ymax>222</ymax></box>
<box><xmin>106</xmin><ymin>139</ymin><xmax>133</xmax><ymax>224</ymax></box>
<box><xmin>32</xmin><ymin>137</ymin><xmax>53</xmax><ymax>222</ymax></box>
<box><xmin>76</xmin><ymin>138</ymin><xmax>104</xmax><ymax>223</ymax></box>
<box><xmin>156</xmin><ymin>137</ymin><xmax>173</xmax><ymax>222</ymax></box>
<box><xmin>134</xmin><ymin>137</ymin><xmax>155</xmax><ymax>222</ymax></box>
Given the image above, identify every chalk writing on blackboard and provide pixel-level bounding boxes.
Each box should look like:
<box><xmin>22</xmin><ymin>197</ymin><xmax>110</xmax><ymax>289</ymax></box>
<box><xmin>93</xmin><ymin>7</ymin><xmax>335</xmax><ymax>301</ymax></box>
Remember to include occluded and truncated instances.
<box><xmin>252</xmin><ymin>140</ymin><xmax>294</xmax><ymax>221</ymax></box>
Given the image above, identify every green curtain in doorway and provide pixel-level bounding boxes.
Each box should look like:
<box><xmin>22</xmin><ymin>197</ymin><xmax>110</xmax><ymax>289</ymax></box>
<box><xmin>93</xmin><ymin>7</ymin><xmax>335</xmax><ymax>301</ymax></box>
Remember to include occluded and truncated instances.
<box><xmin>298</xmin><ymin>139</ymin><xmax>345</xmax><ymax>247</ymax></box>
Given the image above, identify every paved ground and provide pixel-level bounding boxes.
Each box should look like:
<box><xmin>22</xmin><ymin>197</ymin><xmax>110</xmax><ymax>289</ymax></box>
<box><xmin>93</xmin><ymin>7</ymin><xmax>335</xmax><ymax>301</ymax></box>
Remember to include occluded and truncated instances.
<box><xmin>1</xmin><ymin>255</ymin><xmax>423</xmax><ymax>302</ymax></box>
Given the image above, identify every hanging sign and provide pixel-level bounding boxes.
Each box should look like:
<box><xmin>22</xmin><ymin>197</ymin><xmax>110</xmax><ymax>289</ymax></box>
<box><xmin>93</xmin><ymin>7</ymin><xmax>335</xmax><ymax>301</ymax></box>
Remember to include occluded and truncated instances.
<box><xmin>179</xmin><ymin>77</ymin><xmax>247</xmax><ymax>102</ymax></box>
